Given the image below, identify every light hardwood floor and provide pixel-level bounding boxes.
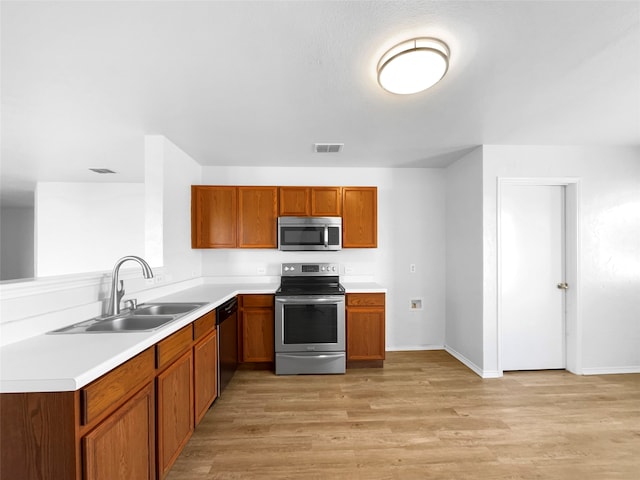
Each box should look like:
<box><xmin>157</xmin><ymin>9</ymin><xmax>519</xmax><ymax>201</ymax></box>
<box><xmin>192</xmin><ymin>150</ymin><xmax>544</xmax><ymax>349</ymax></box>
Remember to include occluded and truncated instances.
<box><xmin>167</xmin><ymin>351</ymin><xmax>640</xmax><ymax>480</ymax></box>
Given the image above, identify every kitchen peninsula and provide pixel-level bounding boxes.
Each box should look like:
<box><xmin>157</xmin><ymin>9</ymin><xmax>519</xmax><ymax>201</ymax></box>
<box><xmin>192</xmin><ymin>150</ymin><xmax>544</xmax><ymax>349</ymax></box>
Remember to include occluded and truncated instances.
<box><xmin>0</xmin><ymin>278</ymin><xmax>385</xmax><ymax>479</ymax></box>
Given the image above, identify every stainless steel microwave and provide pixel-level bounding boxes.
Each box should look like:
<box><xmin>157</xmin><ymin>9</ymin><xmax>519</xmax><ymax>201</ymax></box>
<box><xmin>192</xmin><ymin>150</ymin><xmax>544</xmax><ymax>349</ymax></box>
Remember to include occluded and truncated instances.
<box><xmin>278</xmin><ymin>217</ymin><xmax>342</xmax><ymax>251</ymax></box>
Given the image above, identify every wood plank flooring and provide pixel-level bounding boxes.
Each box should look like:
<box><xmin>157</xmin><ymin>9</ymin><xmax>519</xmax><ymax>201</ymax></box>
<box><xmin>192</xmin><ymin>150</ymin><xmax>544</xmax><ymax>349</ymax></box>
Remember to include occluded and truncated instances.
<box><xmin>167</xmin><ymin>351</ymin><xmax>640</xmax><ymax>480</ymax></box>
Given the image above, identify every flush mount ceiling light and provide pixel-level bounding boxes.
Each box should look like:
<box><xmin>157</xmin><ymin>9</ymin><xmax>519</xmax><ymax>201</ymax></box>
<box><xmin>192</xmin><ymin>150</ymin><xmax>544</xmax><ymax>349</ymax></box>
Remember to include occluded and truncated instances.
<box><xmin>377</xmin><ymin>37</ymin><xmax>450</xmax><ymax>95</ymax></box>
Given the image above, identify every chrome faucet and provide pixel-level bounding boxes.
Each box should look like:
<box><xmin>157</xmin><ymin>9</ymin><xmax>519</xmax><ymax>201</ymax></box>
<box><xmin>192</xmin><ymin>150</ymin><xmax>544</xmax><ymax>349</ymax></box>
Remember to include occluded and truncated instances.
<box><xmin>107</xmin><ymin>256</ymin><xmax>154</xmax><ymax>316</ymax></box>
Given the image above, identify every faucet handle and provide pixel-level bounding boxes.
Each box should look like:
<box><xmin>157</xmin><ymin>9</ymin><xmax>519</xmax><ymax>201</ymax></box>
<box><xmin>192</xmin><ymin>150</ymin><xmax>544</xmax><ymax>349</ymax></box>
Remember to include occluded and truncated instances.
<box><xmin>123</xmin><ymin>299</ymin><xmax>138</xmax><ymax>311</ymax></box>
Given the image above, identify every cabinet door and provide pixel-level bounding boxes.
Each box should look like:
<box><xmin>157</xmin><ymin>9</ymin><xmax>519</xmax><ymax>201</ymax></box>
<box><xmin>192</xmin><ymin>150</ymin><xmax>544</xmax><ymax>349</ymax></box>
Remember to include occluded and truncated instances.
<box><xmin>342</xmin><ymin>187</ymin><xmax>377</xmax><ymax>248</ymax></box>
<box><xmin>84</xmin><ymin>383</ymin><xmax>155</xmax><ymax>480</ymax></box>
<box><xmin>242</xmin><ymin>308</ymin><xmax>274</xmax><ymax>363</ymax></box>
<box><xmin>279</xmin><ymin>187</ymin><xmax>310</xmax><ymax>216</ymax></box>
<box><xmin>194</xmin><ymin>330</ymin><xmax>217</xmax><ymax>425</ymax></box>
<box><xmin>156</xmin><ymin>351</ymin><xmax>194</xmax><ymax>478</ymax></box>
<box><xmin>311</xmin><ymin>187</ymin><xmax>342</xmax><ymax>216</ymax></box>
<box><xmin>346</xmin><ymin>308</ymin><xmax>385</xmax><ymax>361</ymax></box>
<box><xmin>238</xmin><ymin>187</ymin><xmax>278</xmax><ymax>248</ymax></box>
<box><xmin>191</xmin><ymin>186</ymin><xmax>237</xmax><ymax>248</ymax></box>
<box><xmin>1</xmin><ymin>391</ymin><xmax>79</xmax><ymax>480</ymax></box>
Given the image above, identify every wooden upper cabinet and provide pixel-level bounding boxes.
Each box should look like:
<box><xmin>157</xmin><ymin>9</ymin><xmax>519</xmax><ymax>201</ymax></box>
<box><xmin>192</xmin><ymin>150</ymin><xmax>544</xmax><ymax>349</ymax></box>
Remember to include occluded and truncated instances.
<box><xmin>192</xmin><ymin>186</ymin><xmax>277</xmax><ymax>249</ymax></box>
<box><xmin>279</xmin><ymin>187</ymin><xmax>310</xmax><ymax>216</ymax></box>
<box><xmin>342</xmin><ymin>187</ymin><xmax>377</xmax><ymax>248</ymax></box>
<box><xmin>279</xmin><ymin>186</ymin><xmax>342</xmax><ymax>217</ymax></box>
<box><xmin>191</xmin><ymin>186</ymin><xmax>237</xmax><ymax>248</ymax></box>
<box><xmin>193</xmin><ymin>184</ymin><xmax>372</xmax><ymax>249</ymax></box>
<box><xmin>311</xmin><ymin>187</ymin><xmax>342</xmax><ymax>216</ymax></box>
<box><xmin>238</xmin><ymin>186</ymin><xmax>278</xmax><ymax>248</ymax></box>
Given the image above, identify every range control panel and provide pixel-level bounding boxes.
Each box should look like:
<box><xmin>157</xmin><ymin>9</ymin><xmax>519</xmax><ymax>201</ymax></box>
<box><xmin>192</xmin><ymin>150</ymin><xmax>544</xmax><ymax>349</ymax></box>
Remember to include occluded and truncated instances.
<box><xmin>281</xmin><ymin>263</ymin><xmax>339</xmax><ymax>276</ymax></box>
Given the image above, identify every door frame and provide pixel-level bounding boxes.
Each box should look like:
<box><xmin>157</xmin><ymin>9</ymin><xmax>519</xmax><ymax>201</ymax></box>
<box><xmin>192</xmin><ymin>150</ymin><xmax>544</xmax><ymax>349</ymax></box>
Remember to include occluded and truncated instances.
<box><xmin>497</xmin><ymin>178</ymin><xmax>581</xmax><ymax>375</ymax></box>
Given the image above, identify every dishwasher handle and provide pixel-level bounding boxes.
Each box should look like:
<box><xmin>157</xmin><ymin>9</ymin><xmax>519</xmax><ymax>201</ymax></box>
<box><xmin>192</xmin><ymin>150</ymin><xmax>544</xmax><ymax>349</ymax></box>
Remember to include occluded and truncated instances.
<box><xmin>217</xmin><ymin>297</ymin><xmax>238</xmax><ymax>324</ymax></box>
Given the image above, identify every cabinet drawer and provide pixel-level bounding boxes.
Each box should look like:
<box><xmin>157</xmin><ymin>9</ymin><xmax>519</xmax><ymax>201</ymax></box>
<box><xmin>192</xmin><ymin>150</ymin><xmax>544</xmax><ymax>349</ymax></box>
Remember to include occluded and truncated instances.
<box><xmin>242</xmin><ymin>294</ymin><xmax>273</xmax><ymax>308</ymax></box>
<box><xmin>347</xmin><ymin>293</ymin><xmax>385</xmax><ymax>307</ymax></box>
<box><xmin>156</xmin><ymin>325</ymin><xmax>193</xmax><ymax>370</ymax></box>
<box><xmin>193</xmin><ymin>311</ymin><xmax>216</xmax><ymax>341</ymax></box>
<box><xmin>81</xmin><ymin>347</ymin><xmax>155</xmax><ymax>425</ymax></box>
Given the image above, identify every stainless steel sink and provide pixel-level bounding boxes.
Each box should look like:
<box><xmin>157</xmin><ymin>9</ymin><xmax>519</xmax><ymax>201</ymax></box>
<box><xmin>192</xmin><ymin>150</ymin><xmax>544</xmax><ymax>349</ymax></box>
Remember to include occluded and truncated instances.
<box><xmin>133</xmin><ymin>303</ymin><xmax>205</xmax><ymax>316</ymax></box>
<box><xmin>85</xmin><ymin>315</ymin><xmax>175</xmax><ymax>332</ymax></box>
<box><xmin>48</xmin><ymin>302</ymin><xmax>208</xmax><ymax>334</ymax></box>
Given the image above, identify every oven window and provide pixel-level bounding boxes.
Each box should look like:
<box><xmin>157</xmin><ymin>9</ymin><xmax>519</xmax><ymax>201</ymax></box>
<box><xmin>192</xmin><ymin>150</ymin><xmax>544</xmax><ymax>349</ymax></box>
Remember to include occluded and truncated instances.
<box><xmin>283</xmin><ymin>304</ymin><xmax>338</xmax><ymax>344</ymax></box>
<box><xmin>281</xmin><ymin>227</ymin><xmax>324</xmax><ymax>245</ymax></box>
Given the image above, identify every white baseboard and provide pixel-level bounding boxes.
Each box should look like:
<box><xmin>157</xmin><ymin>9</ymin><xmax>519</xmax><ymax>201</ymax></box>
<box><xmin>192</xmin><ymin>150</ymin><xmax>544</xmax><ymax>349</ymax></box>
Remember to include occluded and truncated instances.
<box><xmin>444</xmin><ymin>345</ymin><xmax>502</xmax><ymax>378</ymax></box>
<box><xmin>386</xmin><ymin>344</ymin><xmax>444</xmax><ymax>351</ymax></box>
<box><xmin>581</xmin><ymin>366</ymin><xmax>640</xmax><ymax>375</ymax></box>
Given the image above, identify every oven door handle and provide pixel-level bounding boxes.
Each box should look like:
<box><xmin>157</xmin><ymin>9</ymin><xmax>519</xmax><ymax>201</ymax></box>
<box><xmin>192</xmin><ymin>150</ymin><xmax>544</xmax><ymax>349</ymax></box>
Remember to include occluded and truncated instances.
<box><xmin>275</xmin><ymin>296</ymin><xmax>345</xmax><ymax>304</ymax></box>
<box><xmin>278</xmin><ymin>353</ymin><xmax>344</xmax><ymax>360</ymax></box>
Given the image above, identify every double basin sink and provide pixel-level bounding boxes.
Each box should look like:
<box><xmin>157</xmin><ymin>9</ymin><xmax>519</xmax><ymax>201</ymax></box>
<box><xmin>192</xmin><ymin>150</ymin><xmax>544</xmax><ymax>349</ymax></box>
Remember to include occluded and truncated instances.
<box><xmin>49</xmin><ymin>303</ymin><xmax>208</xmax><ymax>334</ymax></box>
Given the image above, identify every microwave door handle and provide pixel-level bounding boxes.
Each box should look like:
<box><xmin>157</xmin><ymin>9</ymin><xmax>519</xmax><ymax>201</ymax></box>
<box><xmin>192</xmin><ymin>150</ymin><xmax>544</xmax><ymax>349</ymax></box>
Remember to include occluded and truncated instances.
<box><xmin>324</xmin><ymin>226</ymin><xmax>328</xmax><ymax>247</ymax></box>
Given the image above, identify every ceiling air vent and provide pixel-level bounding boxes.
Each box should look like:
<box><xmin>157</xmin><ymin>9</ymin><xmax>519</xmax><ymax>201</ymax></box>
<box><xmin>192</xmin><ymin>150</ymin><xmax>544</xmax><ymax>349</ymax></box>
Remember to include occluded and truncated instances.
<box><xmin>89</xmin><ymin>168</ymin><xmax>116</xmax><ymax>174</ymax></box>
<box><xmin>314</xmin><ymin>143</ymin><xmax>344</xmax><ymax>153</ymax></box>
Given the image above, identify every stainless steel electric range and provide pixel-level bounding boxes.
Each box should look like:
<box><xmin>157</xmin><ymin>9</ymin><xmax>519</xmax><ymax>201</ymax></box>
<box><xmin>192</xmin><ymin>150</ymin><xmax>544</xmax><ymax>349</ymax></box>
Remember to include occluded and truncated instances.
<box><xmin>274</xmin><ymin>263</ymin><xmax>346</xmax><ymax>375</ymax></box>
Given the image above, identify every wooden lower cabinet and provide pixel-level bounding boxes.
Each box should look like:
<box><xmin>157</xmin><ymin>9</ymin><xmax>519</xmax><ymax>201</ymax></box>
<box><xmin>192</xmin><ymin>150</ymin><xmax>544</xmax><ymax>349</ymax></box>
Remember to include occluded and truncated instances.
<box><xmin>346</xmin><ymin>293</ymin><xmax>386</xmax><ymax>364</ymax></box>
<box><xmin>0</xmin><ymin>348</ymin><xmax>156</xmax><ymax>480</ymax></box>
<box><xmin>0</xmin><ymin>309</ymin><xmax>222</xmax><ymax>480</ymax></box>
<box><xmin>84</xmin><ymin>382</ymin><xmax>155</xmax><ymax>480</ymax></box>
<box><xmin>0</xmin><ymin>390</ymin><xmax>80</xmax><ymax>479</ymax></box>
<box><xmin>157</xmin><ymin>351</ymin><xmax>194</xmax><ymax>479</ymax></box>
<box><xmin>194</xmin><ymin>329</ymin><xmax>218</xmax><ymax>425</ymax></box>
<box><xmin>239</xmin><ymin>294</ymin><xmax>274</xmax><ymax>363</ymax></box>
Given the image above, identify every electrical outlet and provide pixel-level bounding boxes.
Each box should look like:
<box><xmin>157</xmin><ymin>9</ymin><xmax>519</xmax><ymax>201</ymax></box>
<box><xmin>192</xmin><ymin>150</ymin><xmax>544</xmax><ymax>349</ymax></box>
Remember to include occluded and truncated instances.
<box><xmin>257</xmin><ymin>267</ymin><xmax>266</xmax><ymax>274</ymax></box>
<box><xmin>410</xmin><ymin>264</ymin><xmax>416</xmax><ymax>273</ymax></box>
<box><xmin>345</xmin><ymin>266</ymin><xmax>354</xmax><ymax>274</ymax></box>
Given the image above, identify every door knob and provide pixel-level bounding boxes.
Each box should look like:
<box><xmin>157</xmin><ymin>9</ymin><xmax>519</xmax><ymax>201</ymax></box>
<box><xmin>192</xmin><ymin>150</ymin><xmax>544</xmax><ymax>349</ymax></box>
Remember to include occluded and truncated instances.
<box><xmin>557</xmin><ymin>282</ymin><xmax>569</xmax><ymax>290</ymax></box>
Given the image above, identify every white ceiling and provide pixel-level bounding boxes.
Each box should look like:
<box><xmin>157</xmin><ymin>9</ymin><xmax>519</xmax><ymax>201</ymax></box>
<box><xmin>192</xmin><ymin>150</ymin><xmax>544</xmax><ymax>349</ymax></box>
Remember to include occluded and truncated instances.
<box><xmin>2</xmin><ymin>0</ymin><xmax>639</xmax><ymax>206</ymax></box>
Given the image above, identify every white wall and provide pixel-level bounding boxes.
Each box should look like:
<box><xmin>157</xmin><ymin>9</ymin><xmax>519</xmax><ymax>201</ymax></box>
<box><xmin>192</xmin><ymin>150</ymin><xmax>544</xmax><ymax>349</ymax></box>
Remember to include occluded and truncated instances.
<box><xmin>35</xmin><ymin>182</ymin><xmax>145</xmax><ymax>277</ymax></box>
<box><xmin>0</xmin><ymin>136</ymin><xmax>203</xmax><ymax>345</ymax></box>
<box><xmin>482</xmin><ymin>146</ymin><xmax>640</xmax><ymax>374</ymax></box>
<box><xmin>6</xmin><ymin>140</ymin><xmax>636</xmax><ymax>374</ymax></box>
<box><xmin>158</xmin><ymin>136</ymin><xmax>203</xmax><ymax>283</ymax></box>
<box><xmin>200</xmin><ymin>166</ymin><xmax>447</xmax><ymax>351</ymax></box>
<box><xmin>0</xmin><ymin>207</ymin><xmax>35</xmax><ymax>280</ymax></box>
<box><xmin>444</xmin><ymin>147</ymin><xmax>485</xmax><ymax>372</ymax></box>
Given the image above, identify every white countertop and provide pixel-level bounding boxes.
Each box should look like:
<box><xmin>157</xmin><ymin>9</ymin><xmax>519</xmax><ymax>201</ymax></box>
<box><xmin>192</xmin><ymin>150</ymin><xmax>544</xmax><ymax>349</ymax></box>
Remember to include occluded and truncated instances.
<box><xmin>0</xmin><ymin>281</ymin><xmax>385</xmax><ymax>393</ymax></box>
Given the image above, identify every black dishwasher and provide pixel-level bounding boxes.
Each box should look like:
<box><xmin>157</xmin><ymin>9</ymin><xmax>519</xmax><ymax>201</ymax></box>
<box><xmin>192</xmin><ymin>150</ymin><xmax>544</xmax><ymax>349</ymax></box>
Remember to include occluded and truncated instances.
<box><xmin>217</xmin><ymin>297</ymin><xmax>238</xmax><ymax>396</ymax></box>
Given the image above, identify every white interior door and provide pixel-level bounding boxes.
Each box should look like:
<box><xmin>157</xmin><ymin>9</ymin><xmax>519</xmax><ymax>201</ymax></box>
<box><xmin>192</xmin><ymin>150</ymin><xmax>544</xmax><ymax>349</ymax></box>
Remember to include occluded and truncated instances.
<box><xmin>500</xmin><ymin>184</ymin><xmax>566</xmax><ymax>371</ymax></box>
